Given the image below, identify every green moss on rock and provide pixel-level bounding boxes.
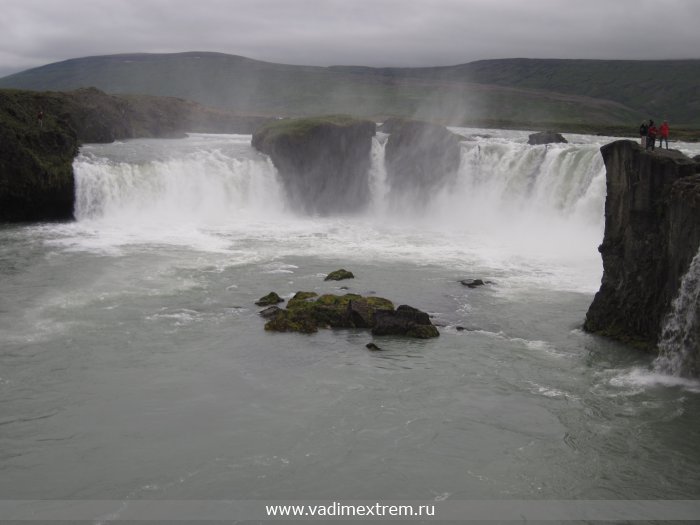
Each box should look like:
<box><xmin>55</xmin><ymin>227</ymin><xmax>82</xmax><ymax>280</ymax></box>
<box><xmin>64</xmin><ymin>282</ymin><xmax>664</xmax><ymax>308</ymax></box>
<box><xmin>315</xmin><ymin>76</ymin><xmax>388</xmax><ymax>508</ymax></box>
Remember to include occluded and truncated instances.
<box><xmin>255</xmin><ymin>291</ymin><xmax>284</xmax><ymax>306</ymax></box>
<box><xmin>264</xmin><ymin>291</ymin><xmax>397</xmax><ymax>334</ymax></box>
<box><xmin>264</xmin><ymin>309</ymin><xmax>319</xmax><ymax>334</ymax></box>
<box><xmin>262</xmin><ymin>291</ymin><xmax>437</xmax><ymax>339</ymax></box>
<box><xmin>252</xmin><ymin>115</ymin><xmax>360</xmax><ymax>146</ymax></box>
<box><xmin>324</xmin><ymin>269</ymin><xmax>354</xmax><ymax>281</ymax></box>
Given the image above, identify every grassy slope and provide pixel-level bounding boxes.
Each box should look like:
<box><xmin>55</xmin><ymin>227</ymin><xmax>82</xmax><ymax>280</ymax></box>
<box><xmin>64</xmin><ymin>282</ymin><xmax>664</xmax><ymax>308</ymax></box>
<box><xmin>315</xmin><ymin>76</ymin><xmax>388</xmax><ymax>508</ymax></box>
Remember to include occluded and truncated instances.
<box><xmin>1</xmin><ymin>53</ymin><xmax>698</xmax><ymax>135</ymax></box>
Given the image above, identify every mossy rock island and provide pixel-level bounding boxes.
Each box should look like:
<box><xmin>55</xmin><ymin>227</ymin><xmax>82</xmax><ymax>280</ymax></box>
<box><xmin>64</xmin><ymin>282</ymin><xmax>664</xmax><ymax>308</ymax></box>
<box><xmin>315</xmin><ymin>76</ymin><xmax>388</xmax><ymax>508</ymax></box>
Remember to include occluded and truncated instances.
<box><xmin>251</xmin><ymin>115</ymin><xmax>376</xmax><ymax>215</ymax></box>
<box><xmin>261</xmin><ymin>291</ymin><xmax>439</xmax><ymax>339</ymax></box>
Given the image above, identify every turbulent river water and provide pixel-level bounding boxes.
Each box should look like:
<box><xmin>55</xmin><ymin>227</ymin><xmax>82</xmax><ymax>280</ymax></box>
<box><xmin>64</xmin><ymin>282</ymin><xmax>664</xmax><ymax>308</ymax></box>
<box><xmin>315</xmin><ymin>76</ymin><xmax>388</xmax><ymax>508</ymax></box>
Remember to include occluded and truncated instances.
<box><xmin>1</xmin><ymin>129</ymin><xmax>700</xmax><ymax>518</ymax></box>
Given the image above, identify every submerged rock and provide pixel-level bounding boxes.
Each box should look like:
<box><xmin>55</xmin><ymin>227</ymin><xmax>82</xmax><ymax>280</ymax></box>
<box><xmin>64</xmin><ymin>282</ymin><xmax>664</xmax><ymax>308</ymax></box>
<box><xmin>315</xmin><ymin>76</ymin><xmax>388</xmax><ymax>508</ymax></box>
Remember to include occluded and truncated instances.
<box><xmin>461</xmin><ymin>279</ymin><xmax>485</xmax><ymax>288</ymax></box>
<box><xmin>366</xmin><ymin>342</ymin><xmax>382</xmax><ymax>351</ymax></box>
<box><xmin>528</xmin><ymin>131</ymin><xmax>568</xmax><ymax>145</ymax></box>
<box><xmin>324</xmin><ymin>269</ymin><xmax>354</xmax><ymax>281</ymax></box>
<box><xmin>255</xmin><ymin>291</ymin><xmax>285</xmax><ymax>306</ymax></box>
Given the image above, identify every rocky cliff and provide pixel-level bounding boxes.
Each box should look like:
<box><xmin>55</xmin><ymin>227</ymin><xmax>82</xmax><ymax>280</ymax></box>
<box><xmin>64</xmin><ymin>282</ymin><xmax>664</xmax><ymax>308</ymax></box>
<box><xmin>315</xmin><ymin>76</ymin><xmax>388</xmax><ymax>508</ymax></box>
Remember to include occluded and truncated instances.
<box><xmin>0</xmin><ymin>88</ymin><xmax>272</xmax><ymax>222</ymax></box>
<box><xmin>584</xmin><ymin>140</ymin><xmax>700</xmax><ymax>350</ymax></box>
<box><xmin>252</xmin><ymin>116</ymin><xmax>376</xmax><ymax>214</ymax></box>
<box><xmin>0</xmin><ymin>91</ymin><xmax>78</xmax><ymax>221</ymax></box>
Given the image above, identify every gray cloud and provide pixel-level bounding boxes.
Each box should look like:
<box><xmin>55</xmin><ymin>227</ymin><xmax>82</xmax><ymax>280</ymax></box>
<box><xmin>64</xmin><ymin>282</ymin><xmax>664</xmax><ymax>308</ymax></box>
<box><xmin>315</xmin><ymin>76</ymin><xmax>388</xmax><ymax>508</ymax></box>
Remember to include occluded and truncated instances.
<box><xmin>1</xmin><ymin>0</ymin><xmax>699</xmax><ymax>76</ymax></box>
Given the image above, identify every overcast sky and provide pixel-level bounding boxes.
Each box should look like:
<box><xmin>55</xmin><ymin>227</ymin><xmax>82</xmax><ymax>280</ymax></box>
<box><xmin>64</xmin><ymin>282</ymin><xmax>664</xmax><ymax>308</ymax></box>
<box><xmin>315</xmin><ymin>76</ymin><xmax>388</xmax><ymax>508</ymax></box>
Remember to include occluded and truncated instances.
<box><xmin>1</xmin><ymin>0</ymin><xmax>699</xmax><ymax>77</ymax></box>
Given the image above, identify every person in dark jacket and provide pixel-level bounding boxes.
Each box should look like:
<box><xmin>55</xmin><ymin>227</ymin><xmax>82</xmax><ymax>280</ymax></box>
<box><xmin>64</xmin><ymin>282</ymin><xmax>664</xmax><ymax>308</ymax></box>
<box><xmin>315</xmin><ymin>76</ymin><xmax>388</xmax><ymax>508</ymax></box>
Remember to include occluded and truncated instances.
<box><xmin>646</xmin><ymin>120</ymin><xmax>657</xmax><ymax>151</ymax></box>
<box><xmin>639</xmin><ymin>121</ymin><xmax>648</xmax><ymax>148</ymax></box>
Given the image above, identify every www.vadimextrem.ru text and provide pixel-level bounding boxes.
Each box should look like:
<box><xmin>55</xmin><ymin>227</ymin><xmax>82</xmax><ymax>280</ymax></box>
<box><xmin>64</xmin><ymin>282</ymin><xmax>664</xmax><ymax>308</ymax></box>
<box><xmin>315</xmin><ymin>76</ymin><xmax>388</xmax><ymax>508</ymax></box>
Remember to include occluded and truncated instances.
<box><xmin>266</xmin><ymin>501</ymin><xmax>436</xmax><ymax>518</ymax></box>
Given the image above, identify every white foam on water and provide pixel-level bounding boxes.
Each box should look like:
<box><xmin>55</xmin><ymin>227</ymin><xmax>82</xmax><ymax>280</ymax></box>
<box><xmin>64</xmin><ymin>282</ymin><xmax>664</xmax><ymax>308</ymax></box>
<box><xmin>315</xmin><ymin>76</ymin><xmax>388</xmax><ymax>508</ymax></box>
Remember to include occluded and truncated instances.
<box><xmin>603</xmin><ymin>367</ymin><xmax>700</xmax><ymax>394</ymax></box>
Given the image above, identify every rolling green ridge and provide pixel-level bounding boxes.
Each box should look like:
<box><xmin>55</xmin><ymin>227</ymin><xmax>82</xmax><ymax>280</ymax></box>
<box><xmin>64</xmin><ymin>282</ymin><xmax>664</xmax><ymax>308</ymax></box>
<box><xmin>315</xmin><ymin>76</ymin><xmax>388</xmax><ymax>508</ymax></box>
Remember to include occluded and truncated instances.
<box><xmin>1</xmin><ymin>52</ymin><xmax>698</xmax><ymax>131</ymax></box>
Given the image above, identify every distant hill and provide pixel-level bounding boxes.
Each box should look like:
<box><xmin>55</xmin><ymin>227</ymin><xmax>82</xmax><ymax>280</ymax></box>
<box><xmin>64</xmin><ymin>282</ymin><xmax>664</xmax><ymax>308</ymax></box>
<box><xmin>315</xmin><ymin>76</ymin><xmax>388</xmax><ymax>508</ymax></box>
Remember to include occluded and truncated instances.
<box><xmin>1</xmin><ymin>52</ymin><xmax>698</xmax><ymax>129</ymax></box>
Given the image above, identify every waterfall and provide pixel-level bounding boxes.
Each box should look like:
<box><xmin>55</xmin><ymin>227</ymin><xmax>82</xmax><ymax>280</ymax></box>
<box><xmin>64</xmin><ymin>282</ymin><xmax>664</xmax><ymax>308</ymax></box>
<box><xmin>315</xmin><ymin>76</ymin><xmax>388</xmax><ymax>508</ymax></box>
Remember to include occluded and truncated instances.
<box><xmin>655</xmin><ymin>246</ymin><xmax>700</xmax><ymax>377</ymax></box>
<box><xmin>72</xmin><ymin>132</ymin><xmax>606</xmax><ymax>244</ymax></box>
<box><xmin>73</xmin><ymin>136</ymin><xmax>286</xmax><ymax>227</ymax></box>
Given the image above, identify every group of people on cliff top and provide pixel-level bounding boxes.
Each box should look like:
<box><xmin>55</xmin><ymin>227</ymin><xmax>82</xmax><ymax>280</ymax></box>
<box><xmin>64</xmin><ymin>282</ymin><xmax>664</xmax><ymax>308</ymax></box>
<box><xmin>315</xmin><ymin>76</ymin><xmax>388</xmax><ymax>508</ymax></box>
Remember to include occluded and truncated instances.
<box><xmin>639</xmin><ymin>119</ymin><xmax>669</xmax><ymax>151</ymax></box>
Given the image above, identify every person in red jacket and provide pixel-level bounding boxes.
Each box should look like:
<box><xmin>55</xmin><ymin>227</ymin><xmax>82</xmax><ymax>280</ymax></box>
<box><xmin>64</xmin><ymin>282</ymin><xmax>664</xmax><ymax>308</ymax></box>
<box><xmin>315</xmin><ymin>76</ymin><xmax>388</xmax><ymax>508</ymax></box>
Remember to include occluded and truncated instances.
<box><xmin>659</xmin><ymin>120</ymin><xmax>670</xmax><ymax>149</ymax></box>
<box><xmin>646</xmin><ymin>120</ymin><xmax>657</xmax><ymax>151</ymax></box>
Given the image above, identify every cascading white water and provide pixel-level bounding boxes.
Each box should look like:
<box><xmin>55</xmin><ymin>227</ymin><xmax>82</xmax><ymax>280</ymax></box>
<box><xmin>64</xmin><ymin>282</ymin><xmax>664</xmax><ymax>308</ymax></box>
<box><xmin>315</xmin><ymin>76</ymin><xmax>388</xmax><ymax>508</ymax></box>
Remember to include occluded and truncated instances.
<box><xmin>368</xmin><ymin>133</ymin><xmax>390</xmax><ymax>213</ymax></box>
<box><xmin>436</xmin><ymin>139</ymin><xmax>606</xmax><ymax>227</ymax></box>
<box><xmin>655</xmin><ymin>246</ymin><xmax>700</xmax><ymax>377</ymax></box>
<box><xmin>74</xmin><ymin>132</ymin><xmax>605</xmax><ymax>229</ymax></box>
<box><xmin>74</xmin><ymin>135</ymin><xmax>286</xmax><ymax>228</ymax></box>
<box><xmin>71</xmin><ymin>130</ymin><xmax>606</xmax><ymax>268</ymax></box>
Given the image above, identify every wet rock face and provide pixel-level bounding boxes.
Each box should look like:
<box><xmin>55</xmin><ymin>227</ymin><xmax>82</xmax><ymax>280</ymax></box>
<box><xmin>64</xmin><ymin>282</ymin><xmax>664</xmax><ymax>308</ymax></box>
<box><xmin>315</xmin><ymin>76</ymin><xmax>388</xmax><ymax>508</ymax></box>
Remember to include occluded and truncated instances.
<box><xmin>372</xmin><ymin>305</ymin><xmax>440</xmax><ymax>339</ymax></box>
<box><xmin>252</xmin><ymin>116</ymin><xmax>376</xmax><ymax>215</ymax></box>
<box><xmin>584</xmin><ymin>140</ymin><xmax>700</xmax><ymax>350</ymax></box>
<box><xmin>380</xmin><ymin>118</ymin><xmax>461</xmax><ymax>193</ymax></box>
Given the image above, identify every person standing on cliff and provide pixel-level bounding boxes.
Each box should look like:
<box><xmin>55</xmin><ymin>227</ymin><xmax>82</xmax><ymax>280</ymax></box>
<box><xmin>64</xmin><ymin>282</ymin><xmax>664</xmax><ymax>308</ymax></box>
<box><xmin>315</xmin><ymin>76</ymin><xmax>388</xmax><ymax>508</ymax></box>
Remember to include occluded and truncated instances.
<box><xmin>37</xmin><ymin>110</ymin><xmax>44</xmax><ymax>129</ymax></box>
<box><xmin>659</xmin><ymin>120</ymin><xmax>670</xmax><ymax>149</ymax></box>
<box><xmin>639</xmin><ymin>121</ymin><xmax>648</xmax><ymax>148</ymax></box>
<box><xmin>646</xmin><ymin>120</ymin><xmax>657</xmax><ymax>151</ymax></box>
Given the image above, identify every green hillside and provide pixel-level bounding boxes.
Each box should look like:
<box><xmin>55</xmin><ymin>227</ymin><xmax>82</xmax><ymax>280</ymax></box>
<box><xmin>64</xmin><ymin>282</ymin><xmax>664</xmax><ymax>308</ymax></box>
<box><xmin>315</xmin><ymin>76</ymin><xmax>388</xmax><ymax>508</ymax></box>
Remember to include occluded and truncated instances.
<box><xmin>1</xmin><ymin>52</ymin><xmax>698</xmax><ymax>130</ymax></box>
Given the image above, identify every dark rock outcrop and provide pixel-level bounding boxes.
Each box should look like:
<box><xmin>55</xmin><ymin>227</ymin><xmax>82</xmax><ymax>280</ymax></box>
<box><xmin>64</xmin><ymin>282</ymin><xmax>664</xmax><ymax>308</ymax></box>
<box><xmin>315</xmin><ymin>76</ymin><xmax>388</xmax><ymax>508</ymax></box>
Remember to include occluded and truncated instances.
<box><xmin>372</xmin><ymin>305</ymin><xmax>440</xmax><ymax>339</ymax></box>
<box><xmin>528</xmin><ymin>131</ymin><xmax>568</xmax><ymax>145</ymax></box>
<box><xmin>252</xmin><ymin>116</ymin><xmax>376</xmax><ymax>215</ymax></box>
<box><xmin>380</xmin><ymin>118</ymin><xmax>461</xmax><ymax>193</ymax></box>
<box><xmin>324</xmin><ymin>269</ymin><xmax>354</xmax><ymax>281</ymax></box>
<box><xmin>262</xmin><ymin>291</ymin><xmax>438</xmax><ymax>338</ymax></box>
<box><xmin>584</xmin><ymin>140</ymin><xmax>700</xmax><ymax>350</ymax></box>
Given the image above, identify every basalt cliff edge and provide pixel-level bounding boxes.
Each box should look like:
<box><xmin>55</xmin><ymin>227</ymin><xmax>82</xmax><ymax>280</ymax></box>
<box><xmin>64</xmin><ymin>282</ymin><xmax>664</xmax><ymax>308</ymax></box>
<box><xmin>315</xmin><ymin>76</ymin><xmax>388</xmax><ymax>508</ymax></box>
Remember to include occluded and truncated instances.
<box><xmin>584</xmin><ymin>140</ymin><xmax>700</xmax><ymax>355</ymax></box>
